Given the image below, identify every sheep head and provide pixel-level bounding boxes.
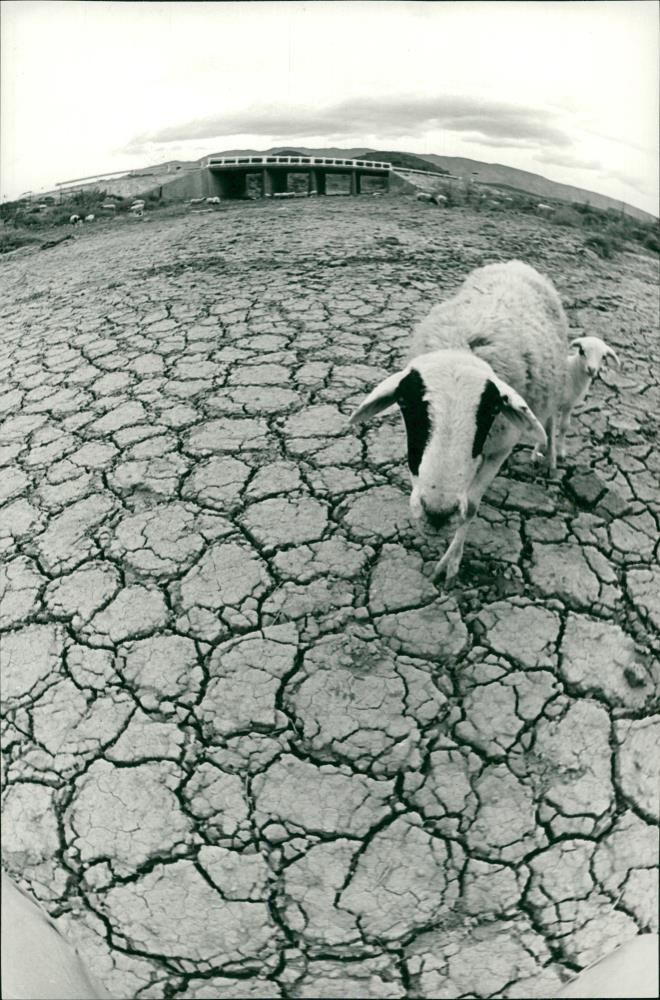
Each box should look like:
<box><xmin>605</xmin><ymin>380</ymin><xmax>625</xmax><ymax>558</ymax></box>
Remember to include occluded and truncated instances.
<box><xmin>349</xmin><ymin>350</ymin><xmax>546</xmax><ymax>531</ymax></box>
<box><xmin>570</xmin><ymin>336</ymin><xmax>621</xmax><ymax>378</ymax></box>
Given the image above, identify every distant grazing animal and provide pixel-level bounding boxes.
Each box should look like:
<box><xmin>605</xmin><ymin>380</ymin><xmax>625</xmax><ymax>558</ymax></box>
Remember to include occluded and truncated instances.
<box><xmin>69</xmin><ymin>214</ymin><xmax>82</xmax><ymax>225</ymax></box>
<box><xmin>205</xmin><ymin>196</ymin><xmax>221</xmax><ymax>205</ymax></box>
<box><xmin>84</xmin><ymin>214</ymin><xmax>95</xmax><ymax>223</ymax></box>
<box><xmin>349</xmin><ymin>261</ymin><xmax>568</xmax><ymax>583</ymax></box>
<box><xmin>537</xmin><ymin>203</ymin><xmax>553</xmax><ymax>213</ymax></box>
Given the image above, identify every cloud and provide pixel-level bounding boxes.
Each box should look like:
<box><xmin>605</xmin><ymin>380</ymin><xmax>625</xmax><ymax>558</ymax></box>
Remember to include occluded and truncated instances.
<box><xmin>461</xmin><ymin>134</ymin><xmax>542</xmax><ymax>150</ymax></box>
<box><xmin>124</xmin><ymin>94</ymin><xmax>573</xmax><ymax>155</ymax></box>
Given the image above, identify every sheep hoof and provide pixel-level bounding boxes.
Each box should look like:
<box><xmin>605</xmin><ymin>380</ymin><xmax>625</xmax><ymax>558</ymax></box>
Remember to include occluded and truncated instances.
<box><xmin>545</xmin><ymin>457</ymin><xmax>559</xmax><ymax>478</ymax></box>
<box><xmin>433</xmin><ymin>552</ymin><xmax>460</xmax><ymax>586</ymax></box>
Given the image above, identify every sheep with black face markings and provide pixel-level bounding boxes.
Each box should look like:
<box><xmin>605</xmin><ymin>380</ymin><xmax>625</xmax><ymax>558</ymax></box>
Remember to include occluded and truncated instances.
<box><xmin>349</xmin><ymin>260</ymin><xmax>568</xmax><ymax>583</ymax></box>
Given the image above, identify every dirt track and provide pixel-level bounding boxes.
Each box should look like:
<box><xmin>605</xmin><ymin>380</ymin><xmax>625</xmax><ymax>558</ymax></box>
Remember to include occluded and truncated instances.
<box><xmin>1</xmin><ymin>196</ymin><xmax>658</xmax><ymax>999</ymax></box>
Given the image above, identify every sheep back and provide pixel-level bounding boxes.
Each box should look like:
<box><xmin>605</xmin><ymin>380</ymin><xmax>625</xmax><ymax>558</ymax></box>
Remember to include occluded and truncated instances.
<box><xmin>409</xmin><ymin>261</ymin><xmax>569</xmax><ymax>422</ymax></box>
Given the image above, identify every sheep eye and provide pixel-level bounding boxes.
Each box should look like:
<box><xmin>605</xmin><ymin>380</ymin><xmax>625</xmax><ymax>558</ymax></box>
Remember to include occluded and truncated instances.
<box><xmin>577</xmin><ymin>346</ymin><xmax>584</xmax><ymax>356</ymax></box>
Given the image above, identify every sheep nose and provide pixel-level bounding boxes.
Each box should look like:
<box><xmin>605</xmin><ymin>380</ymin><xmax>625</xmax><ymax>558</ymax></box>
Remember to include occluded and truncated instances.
<box><xmin>420</xmin><ymin>500</ymin><xmax>457</xmax><ymax>530</ymax></box>
<box><xmin>587</xmin><ymin>367</ymin><xmax>597</xmax><ymax>378</ymax></box>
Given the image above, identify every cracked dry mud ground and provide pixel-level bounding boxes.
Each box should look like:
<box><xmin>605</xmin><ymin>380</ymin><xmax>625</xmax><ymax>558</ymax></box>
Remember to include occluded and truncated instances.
<box><xmin>0</xmin><ymin>197</ymin><xmax>658</xmax><ymax>1000</ymax></box>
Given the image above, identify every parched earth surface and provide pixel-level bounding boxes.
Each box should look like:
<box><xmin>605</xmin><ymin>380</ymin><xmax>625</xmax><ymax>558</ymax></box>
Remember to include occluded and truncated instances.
<box><xmin>0</xmin><ymin>197</ymin><xmax>658</xmax><ymax>1000</ymax></box>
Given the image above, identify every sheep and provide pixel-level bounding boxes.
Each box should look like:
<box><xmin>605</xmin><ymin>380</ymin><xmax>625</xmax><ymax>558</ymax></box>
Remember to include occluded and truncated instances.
<box><xmin>205</xmin><ymin>196</ymin><xmax>221</xmax><ymax>205</ymax></box>
<box><xmin>432</xmin><ymin>193</ymin><xmax>448</xmax><ymax>206</ymax></box>
<box><xmin>416</xmin><ymin>192</ymin><xmax>434</xmax><ymax>202</ymax></box>
<box><xmin>190</xmin><ymin>197</ymin><xmax>205</xmax><ymax>205</ymax></box>
<box><xmin>348</xmin><ymin>260</ymin><xmax>568</xmax><ymax>583</ymax></box>
<box><xmin>68</xmin><ymin>214</ymin><xmax>82</xmax><ymax>225</ymax></box>
<box><xmin>1</xmin><ymin>871</ymin><xmax>111</xmax><ymax>999</ymax></box>
<box><xmin>557</xmin><ymin>335</ymin><xmax>620</xmax><ymax>459</ymax></box>
<box><xmin>84</xmin><ymin>214</ymin><xmax>95</xmax><ymax>223</ymax></box>
<box><xmin>537</xmin><ymin>202</ymin><xmax>553</xmax><ymax>213</ymax></box>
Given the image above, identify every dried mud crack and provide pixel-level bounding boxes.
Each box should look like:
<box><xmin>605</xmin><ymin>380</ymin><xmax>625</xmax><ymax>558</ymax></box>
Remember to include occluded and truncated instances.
<box><xmin>1</xmin><ymin>197</ymin><xmax>658</xmax><ymax>999</ymax></box>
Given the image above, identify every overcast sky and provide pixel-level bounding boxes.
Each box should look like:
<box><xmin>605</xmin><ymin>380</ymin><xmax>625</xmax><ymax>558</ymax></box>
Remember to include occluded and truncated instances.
<box><xmin>1</xmin><ymin>1</ymin><xmax>658</xmax><ymax>213</ymax></box>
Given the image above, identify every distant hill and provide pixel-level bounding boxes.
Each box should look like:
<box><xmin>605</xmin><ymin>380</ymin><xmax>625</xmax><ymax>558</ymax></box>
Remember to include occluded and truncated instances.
<box><xmin>199</xmin><ymin>146</ymin><xmax>653</xmax><ymax>222</ymax></box>
<box><xmin>359</xmin><ymin>150</ymin><xmax>450</xmax><ymax>174</ymax></box>
<box><xmin>203</xmin><ymin>146</ymin><xmax>371</xmax><ymax>160</ymax></box>
<box><xmin>418</xmin><ymin>154</ymin><xmax>654</xmax><ymax>222</ymax></box>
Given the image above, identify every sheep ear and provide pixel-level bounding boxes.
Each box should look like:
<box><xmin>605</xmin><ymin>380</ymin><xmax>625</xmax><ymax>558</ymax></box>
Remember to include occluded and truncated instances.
<box><xmin>604</xmin><ymin>346</ymin><xmax>621</xmax><ymax>367</ymax></box>
<box><xmin>348</xmin><ymin>370</ymin><xmax>407</xmax><ymax>426</ymax></box>
<box><xmin>490</xmin><ymin>376</ymin><xmax>547</xmax><ymax>447</ymax></box>
<box><xmin>570</xmin><ymin>337</ymin><xmax>587</xmax><ymax>348</ymax></box>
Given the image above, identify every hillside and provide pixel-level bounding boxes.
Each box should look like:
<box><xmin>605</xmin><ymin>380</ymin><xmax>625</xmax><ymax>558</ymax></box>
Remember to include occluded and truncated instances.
<box><xmin>419</xmin><ymin>154</ymin><xmax>654</xmax><ymax>222</ymax></box>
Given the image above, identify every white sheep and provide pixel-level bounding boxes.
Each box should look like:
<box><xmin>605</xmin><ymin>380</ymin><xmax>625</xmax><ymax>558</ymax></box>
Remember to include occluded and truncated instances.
<box><xmin>84</xmin><ymin>214</ymin><xmax>95</xmax><ymax>223</ymax></box>
<box><xmin>205</xmin><ymin>196</ymin><xmax>221</xmax><ymax>204</ymax></box>
<box><xmin>537</xmin><ymin>203</ymin><xmax>553</xmax><ymax>213</ymax></box>
<box><xmin>68</xmin><ymin>214</ymin><xmax>82</xmax><ymax>225</ymax></box>
<box><xmin>349</xmin><ymin>260</ymin><xmax>568</xmax><ymax>582</ymax></box>
<box><xmin>557</xmin><ymin>335</ymin><xmax>620</xmax><ymax>458</ymax></box>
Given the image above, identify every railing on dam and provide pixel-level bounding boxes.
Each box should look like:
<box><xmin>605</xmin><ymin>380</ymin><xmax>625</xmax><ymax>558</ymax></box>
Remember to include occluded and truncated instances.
<box><xmin>206</xmin><ymin>155</ymin><xmax>392</xmax><ymax>171</ymax></box>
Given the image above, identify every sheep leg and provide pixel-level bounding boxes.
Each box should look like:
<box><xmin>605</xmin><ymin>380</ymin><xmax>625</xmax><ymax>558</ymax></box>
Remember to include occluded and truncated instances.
<box><xmin>433</xmin><ymin>449</ymin><xmax>510</xmax><ymax>584</ymax></box>
<box><xmin>557</xmin><ymin>407</ymin><xmax>571</xmax><ymax>460</ymax></box>
<box><xmin>434</xmin><ymin>517</ymin><xmax>473</xmax><ymax>583</ymax></box>
<box><xmin>545</xmin><ymin>415</ymin><xmax>557</xmax><ymax>473</ymax></box>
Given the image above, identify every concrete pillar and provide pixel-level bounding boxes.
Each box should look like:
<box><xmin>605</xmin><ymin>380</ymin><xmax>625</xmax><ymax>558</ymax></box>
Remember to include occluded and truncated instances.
<box><xmin>350</xmin><ymin>170</ymin><xmax>358</xmax><ymax>195</ymax></box>
<box><xmin>201</xmin><ymin>168</ymin><xmax>217</xmax><ymax>197</ymax></box>
<box><xmin>313</xmin><ymin>169</ymin><xmax>326</xmax><ymax>195</ymax></box>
